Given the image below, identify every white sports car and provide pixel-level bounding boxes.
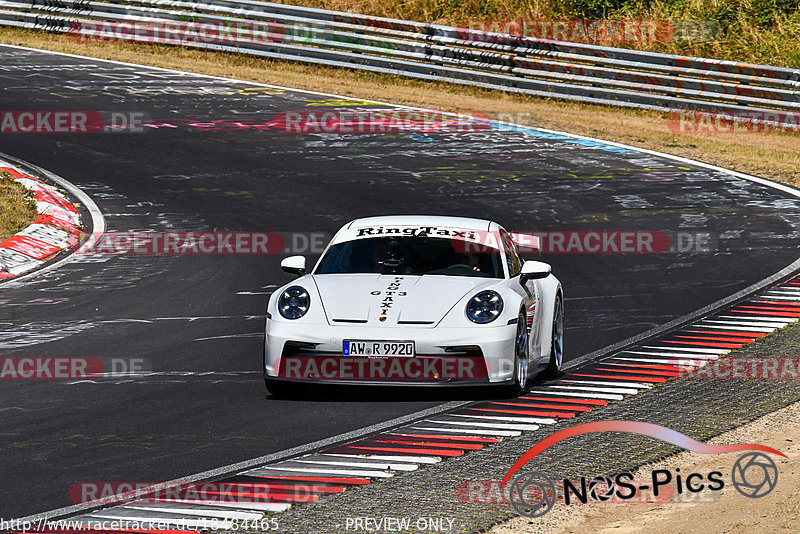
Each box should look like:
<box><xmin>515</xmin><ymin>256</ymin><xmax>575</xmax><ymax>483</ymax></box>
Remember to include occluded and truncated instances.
<box><xmin>263</xmin><ymin>215</ymin><xmax>563</xmax><ymax>397</ymax></box>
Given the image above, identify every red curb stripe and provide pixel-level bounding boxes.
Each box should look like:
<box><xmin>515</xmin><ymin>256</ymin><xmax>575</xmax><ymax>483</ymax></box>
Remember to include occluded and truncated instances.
<box><xmin>0</xmin><ymin>167</ymin><xmax>33</xmax><ymax>179</ymax></box>
<box><xmin>1</xmin><ymin>234</ymin><xmax>61</xmax><ymax>260</ymax></box>
<box><xmin>734</xmin><ymin>305</ymin><xmax>800</xmax><ymax>314</ymax></box>
<box><xmin>247</xmin><ymin>475</ymin><xmax>371</xmax><ymax>485</ymax></box>
<box><xmin>191</xmin><ymin>489</ymin><xmax>319</xmax><ymax>502</ymax></box>
<box><xmin>601</xmin><ymin>362</ymin><xmax>686</xmax><ymax>372</ymax></box>
<box><xmin>682</xmin><ymin>330</ymin><xmax>767</xmax><ymax>338</ymax></box>
<box><xmin>519</xmin><ymin>396</ymin><xmax>607</xmax><ymax>406</ymax></box>
<box><xmin>672</xmin><ymin>334</ymin><xmax>758</xmax><ymax>343</ymax></box>
<box><xmin>728</xmin><ymin>309</ymin><xmax>800</xmax><ymax>318</ymax></box>
<box><xmin>595</xmin><ymin>366</ymin><xmax>680</xmax><ymax>377</ymax></box>
<box><xmin>368</xmin><ymin>438</ymin><xmax>483</xmax><ymax>450</ymax></box>
<box><xmin>336</xmin><ymin>445</ymin><xmax>462</xmax><ymax>457</ymax></box>
<box><xmin>487</xmin><ymin>401</ymin><xmax>593</xmax><ymax>412</ymax></box>
<box><xmin>751</xmin><ymin>301</ymin><xmax>800</xmax><ymax>309</ymax></box>
<box><xmin>211</xmin><ymin>481</ymin><xmax>345</xmax><ymax>493</ymax></box>
<box><xmin>569</xmin><ymin>373</ymin><xmax>666</xmax><ymax>383</ymax></box>
<box><xmin>389</xmin><ymin>433</ymin><xmax>500</xmax><ymax>443</ymax></box>
<box><xmin>467</xmin><ymin>407</ymin><xmax>575</xmax><ymax>418</ymax></box>
<box><xmin>661</xmin><ymin>340</ymin><xmax>743</xmax><ymax>349</ymax></box>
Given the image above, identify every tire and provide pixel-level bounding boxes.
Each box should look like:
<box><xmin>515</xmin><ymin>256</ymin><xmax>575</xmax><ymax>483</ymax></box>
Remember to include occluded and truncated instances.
<box><xmin>264</xmin><ymin>378</ymin><xmax>305</xmax><ymax>399</ymax></box>
<box><xmin>263</xmin><ymin>340</ymin><xmax>304</xmax><ymax>399</ymax></box>
<box><xmin>506</xmin><ymin>311</ymin><xmax>530</xmax><ymax>396</ymax></box>
<box><xmin>544</xmin><ymin>294</ymin><xmax>564</xmax><ymax>379</ymax></box>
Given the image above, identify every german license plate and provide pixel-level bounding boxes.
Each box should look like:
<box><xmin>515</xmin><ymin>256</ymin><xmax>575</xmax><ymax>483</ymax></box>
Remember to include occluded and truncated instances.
<box><xmin>343</xmin><ymin>340</ymin><xmax>415</xmax><ymax>357</ymax></box>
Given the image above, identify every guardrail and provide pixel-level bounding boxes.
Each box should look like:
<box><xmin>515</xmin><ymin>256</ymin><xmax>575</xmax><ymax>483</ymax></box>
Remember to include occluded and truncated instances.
<box><xmin>1</xmin><ymin>0</ymin><xmax>798</xmax><ymax>118</ymax></box>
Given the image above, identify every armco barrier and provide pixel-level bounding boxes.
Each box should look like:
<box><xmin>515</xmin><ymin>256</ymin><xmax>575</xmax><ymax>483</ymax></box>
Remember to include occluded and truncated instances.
<box><xmin>0</xmin><ymin>0</ymin><xmax>798</xmax><ymax>120</ymax></box>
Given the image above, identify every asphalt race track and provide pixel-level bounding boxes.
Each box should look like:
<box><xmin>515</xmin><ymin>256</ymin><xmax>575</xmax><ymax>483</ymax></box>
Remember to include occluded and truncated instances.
<box><xmin>1</xmin><ymin>45</ymin><xmax>799</xmax><ymax>519</ymax></box>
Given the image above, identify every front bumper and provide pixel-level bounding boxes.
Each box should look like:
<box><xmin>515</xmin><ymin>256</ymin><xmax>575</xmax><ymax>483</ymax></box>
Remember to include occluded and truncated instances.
<box><xmin>264</xmin><ymin>320</ymin><xmax>517</xmax><ymax>385</ymax></box>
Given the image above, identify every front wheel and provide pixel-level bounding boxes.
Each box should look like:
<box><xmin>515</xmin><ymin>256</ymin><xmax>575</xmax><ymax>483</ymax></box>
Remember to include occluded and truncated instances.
<box><xmin>265</xmin><ymin>378</ymin><xmax>305</xmax><ymax>399</ymax></box>
<box><xmin>544</xmin><ymin>294</ymin><xmax>564</xmax><ymax>379</ymax></box>
<box><xmin>506</xmin><ymin>312</ymin><xmax>530</xmax><ymax>396</ymax></box>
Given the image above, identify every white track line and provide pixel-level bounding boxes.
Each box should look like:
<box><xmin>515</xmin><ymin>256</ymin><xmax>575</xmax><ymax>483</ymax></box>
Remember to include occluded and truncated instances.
<box><xmin>250</xmin><ymin>465</ymin><xmax>393</xmax><ymax>478</ymax></box>
<box><xmin>622</xmin><ymin>350</ymin><xmax>720</xmax><ymax>360</ymax></box>
<box><xmin>322</xmin><ymin>454</ymin><xmax>440</xmax><ymax>464</ymax></box>
<box><xmin>560</xmin><ymin>379</ymin><xmax>652</xmax><ymax>389</ymax></box>
<box><xmin>408</xmin><ymin>426</ymin><xmax>521</xmax><ymax>437</ymax></box>
<box><xmin>292</xmin><ymin>456</ymin><xmax>418</xmax><ymax>471</ymax></box>
<box><xmin>694</xmin><ymin>323</ymin><xmax>776</xmax><ymax>332</ymax></box>
<box><xmin>609</xmin><ymin>357</ymin><xmax>703</xmax><ymax>367</ymax></box>
<box><xmin>451</xmin><ymin>413</ymin><xmax>558</xmax><ymax>425</ymax></box>
<box><xmin>641</xmin><ymin>346</ymin><xmax>729</xmax><ymax>354</ymax></box>
<box><xmin>545</xmin><ymin>384</ymin><xmax>640</xmax><ymax>395</ymax></box>
<box><xmin>424</xmin><ymin>419</ymin><xmax>540</xmax><ymax>431</ymax></box>
<box><xmin>526</xmin><ymin>389</ymin><xmax>624</xmax><ymax>401</ymax></box>
<box><xmin>717</xmin><ymin>315</ymin><xmax>796</xmax><ymax>323</ymax></box>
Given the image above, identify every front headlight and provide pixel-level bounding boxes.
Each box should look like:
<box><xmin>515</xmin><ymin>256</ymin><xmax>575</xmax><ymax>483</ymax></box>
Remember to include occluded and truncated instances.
<box><xmin>278</xmin><ymin>286</ymin><xmax>310</xmax><ymax>319</ymax></box>
<box><xmin>466</xmin><ymin>290</ymin><xmax>503</xmax><ymax>324</ymax></box>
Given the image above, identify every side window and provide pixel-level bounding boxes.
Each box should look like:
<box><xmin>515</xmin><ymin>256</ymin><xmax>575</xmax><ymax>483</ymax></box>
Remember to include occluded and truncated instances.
<box><xmin>501</xmin><ymin>231</ymin><xmax>522</xmax><ymax>277</ymax></box>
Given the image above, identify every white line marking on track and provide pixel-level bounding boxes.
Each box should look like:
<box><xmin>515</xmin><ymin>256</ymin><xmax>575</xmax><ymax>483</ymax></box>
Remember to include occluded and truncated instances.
<box><xmin>451</xmin><ymin>413</ymin><xmax>558</xmax><ymax>425</ymax></box>
<box><xmin>424</xmin><ymin>419</ymin><xmax>540</xmax><ymax>431</ymax></box>
<box><xmin>609</xmin><ymin>357</ymin><xmax>703</xmax><ymax>367</ymax></box>
<box><xmin>526</xmin><ymin>389</ymin><xmax>624</xmax><ymax>401</ymax></box>
<box><xmin>292</xmin><ymin>456</ymin><xmax>418</xmax><ymax>471</ymax></box>
<box><xmin>717</xmin><ymin>315</ymin><xmax>796</xmax><ymax>323</ymax></box>
<box><xmin>560</xmin><ymin>379</ymin><xmax>652</xmax><ymax>389</ymax></box>
<box><xmin>694</xmin><ymin>323</ymin><xmax>776</xmax><ymax>332</ymax></box>
<box><xmin>546</xmin><ymin>384</ymin><xmax>640</xmax><ymax>395</ymax></box>
<box><xmin>323</xmin><ymin>454</ymin><xmax>440</xmax><ymax>464</ymax></box>
<box><xmin>642</xmin><ymin>346</ymin><xmax>729</xmax><ymax>354</ymax></box>
<box><xmin>623</xmin><ymin>350</ymin><xmax>719</xmax><ymax>360</ymax></box>
<box><xmin>408</xmin><ymin>426</ymin><xmax>521</xmax><ymax>437</ymax></box>
<box><xmin>248</xmin><ymin>466</ymin><xmax>393</xmax><ymax>478</ymax></box>
<box><xmin>194</xmin><ymin>333</ymin><xmax>263</xmax><ymax>341</ymax></box>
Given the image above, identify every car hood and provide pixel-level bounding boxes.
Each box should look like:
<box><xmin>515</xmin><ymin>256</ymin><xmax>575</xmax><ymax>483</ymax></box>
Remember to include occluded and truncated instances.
<box><xmin>312</xmin><ymin>274</ymin><xmax>496</xmax><ymax>326</ymax></box>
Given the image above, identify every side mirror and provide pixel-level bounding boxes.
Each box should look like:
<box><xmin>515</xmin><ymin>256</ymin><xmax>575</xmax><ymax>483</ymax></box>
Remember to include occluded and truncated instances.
<box><xmin>520</xmin><ymin>260</ymin><xmax>551</xmax><ymax>284</ymax></box>
<box><xmin>281</xmin><ymin>255</ymin><xmax>307</xmax><ymax>277</ymax></box>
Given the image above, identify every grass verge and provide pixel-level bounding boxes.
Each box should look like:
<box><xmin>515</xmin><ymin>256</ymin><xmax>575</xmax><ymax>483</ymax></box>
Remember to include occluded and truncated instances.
<box><xmin>0</xmin><ymin>170</ymin><xmax>37</xmax><ymax>242</ymax></box>
<box><xmin>0</xmin><ymin>27</ymin><xmax>797</xmax><ymax>187</ymax></box>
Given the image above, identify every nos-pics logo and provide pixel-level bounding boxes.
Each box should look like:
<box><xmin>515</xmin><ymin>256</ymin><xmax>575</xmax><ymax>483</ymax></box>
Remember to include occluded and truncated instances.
<box><xmin>502</xmin><ymin>421</ymin><xmax>784</xmax><ymax>517</ymax></box>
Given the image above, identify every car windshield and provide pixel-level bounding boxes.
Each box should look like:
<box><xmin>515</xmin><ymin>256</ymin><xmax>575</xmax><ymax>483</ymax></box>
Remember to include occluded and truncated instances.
<box><xmin>315</xmin><ymin>236</ymin><xmax>504</xmax><ymax>278</ymax></box>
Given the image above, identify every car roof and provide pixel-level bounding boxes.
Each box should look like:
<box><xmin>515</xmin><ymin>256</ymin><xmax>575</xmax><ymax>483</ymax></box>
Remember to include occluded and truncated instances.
<box><xmin>345</xmin><ymin>215</ymin><xmax>498</xmax><ymax>231</ymax></box>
